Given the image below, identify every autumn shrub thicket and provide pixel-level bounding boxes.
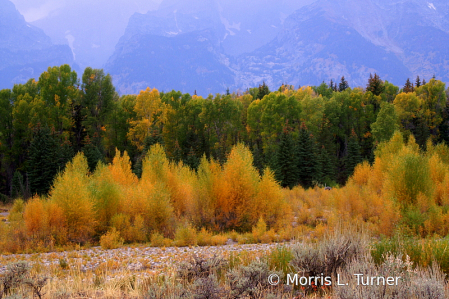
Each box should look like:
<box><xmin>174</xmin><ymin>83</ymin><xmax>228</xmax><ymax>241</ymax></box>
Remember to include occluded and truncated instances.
<box><xmin>288</xmin><ymin>131</ymin><xmax>449</xmax><ymax>237</ymax></box>
<box><xmin>0</xmin><ymin>143</ymin><xmax>290</xmax><ymax>252</ymax></box>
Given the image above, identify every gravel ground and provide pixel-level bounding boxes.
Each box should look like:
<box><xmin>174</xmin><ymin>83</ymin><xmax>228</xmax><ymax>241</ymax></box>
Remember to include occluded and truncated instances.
<box><xmin>0</xmin><ymin>242</ymin><xmax>293</xmax><ymax>278</ymax></box>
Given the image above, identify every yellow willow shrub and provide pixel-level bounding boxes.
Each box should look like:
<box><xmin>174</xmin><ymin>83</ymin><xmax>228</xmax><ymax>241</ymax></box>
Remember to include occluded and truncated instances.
<box><xmin>256</xmin><ymin>168</ymin><xmax>291</xmax><ymax>229</ymax></box>
<box><xmin>121</xmin><ymin>183</ymin><xmax>150</xmax><ymax>220</ymax></box>
<box><xmin>335</xmin><ymin>183</ymin><xmax>365</xmax><ymax>220</ymax></box>
<box><xmin>417</xmin><ymin>192</ymin><xmax>431</xmax><ymax>213</ymax></box>
<box><xmin>215</xmin><ymin>144</ymin><xmax>260</xmax><ymax>231</ymax></box>
<box><xmin>45</xmin><ymin>200</ymin><xmax>67</xmax><ymax>245</ymax></box>
<box><xmin>0</xmin><ymin>220</ymin><xmax>8</xmax><ymax>251</ymax></box>
<box><xmin>141</xmin><ymin>143</ymin><xmax>170</xmax><ymax>184</ymax></box>
<box><xmin>135</xmin><ymin>176</ymin><xmax>175</xmax><ymax>236</ymax></box>
<box><xmin>350</xmin><ymin>161</ymin><xmax>372</xmax><ymax>187</ymax></box>
<box><xmin>193</xmin><ymin>155</ymin><xmax>221</xmax><ymax>228</ymax></box>
<box><xmin>147</xmin><ymin>185</ymin><xmax>175</xmax><ymax>236</ymax></box>
<box><xmin>23</xmin><ymin>195</ymin><xmax>47</xmax><ymax>239</ymax></box>
<box><xmin>286</xmin><ymin>186</ymin><xmax>332</xmax><ymax>226</ymax></box>
<box><xmin>111</xmin><ymin>213</ymin><xmax>131</xmax><ymax>241</ymax></box>
<box><xmin>50</xmin><ymin>152</ymin><xmax>96</xmax><ymax>243</ymax></box>
<box><xmin>166</xmin><ymin>162</ymin><xmax>197</xmax><ymax>218</ymax></box>
<box><xmin>4</xmin><ymin>199</ymin><xmax>27</xmax><ymax>252</ymax></box>
<box><xmin>424</xmin><ymin>205</ymin><xmax>445</xmax><ymax>236</ymax></box>
<box><xmin>440</xmin><ymin>175</ymin><xmax>449</xmax><ymax>206</ymax></box>
<box><xmin>374</xmin><ymin>131</ymin><xmax>405</xmax><ymax>173</ymax></box>
<box><xmin>431</xmin><ymin>143</ymin><xmax>449</xmax><ymax>165</ymax></box>
<box><xmin>109</xmin><ymin>149</ymin><xmax>138</xmax><ymax>187</ymax></box>
<box><xmin>90</xmin><ymin>163</ymin><xmax>122</xmax><ymax>232</ymax></box>
<box><xmin>111</xmin><ymin>213</ymin><xmax>147</xmax><ymax>243</ymax></box>
<box><xmin>367</xmin><ymin>157</ymin><xmax>384</xmax><ymax>195</ymax></box>
<box><xmin>428</xmin><ymin>154</ymin><xmax>448</xmax><ymax>205</ymax></box>
<box><xmin>384</xmin><ymin>148</ymin><xmax>433</xmax><ymax>207</ymax></box>
<box><xmin>377</xmin><ymin>195</ymin><xmax>401</xmax><ymax>237</ymax></box>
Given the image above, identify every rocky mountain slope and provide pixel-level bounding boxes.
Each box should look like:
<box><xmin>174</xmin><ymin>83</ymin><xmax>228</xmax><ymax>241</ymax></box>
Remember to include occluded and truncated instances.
<box><xmin>0</xmin><ymin>0</ymin><xmax>73</xmax><ymax>89</ymax></box>
<box><xmin>106</xmin><ymin>0</ymin><xmax>449</xmax><ymax>95</ymax></box>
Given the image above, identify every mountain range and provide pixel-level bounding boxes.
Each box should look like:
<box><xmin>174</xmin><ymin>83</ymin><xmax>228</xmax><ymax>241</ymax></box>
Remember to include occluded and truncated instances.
<box><xmin>0</xmin><ymin>0</ymin><xmax>73</xmax><ymax>89</ymax></box>
<box><xmin>3</xmin><ymin>0</ymin><xmax>449</xmax><ymax>95</ymax></box>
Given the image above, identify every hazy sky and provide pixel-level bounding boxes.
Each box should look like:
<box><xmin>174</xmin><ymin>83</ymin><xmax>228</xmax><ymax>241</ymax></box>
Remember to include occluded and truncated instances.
<box><xmin>9</xmin><ymin>0</ymin><xmax>164</xmax><ymax>22</ymax></box>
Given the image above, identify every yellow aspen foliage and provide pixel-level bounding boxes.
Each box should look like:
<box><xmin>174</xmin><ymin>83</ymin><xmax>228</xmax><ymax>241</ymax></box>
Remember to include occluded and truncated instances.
<box><xmin>50</xmin><ymin>152</ymin><xmax>96</xmax><ymax>243</ymax></box>
<box><xmin>109</xmin><ymin>149</ymin><xmax>138</xmax><ymax>187</ymax></box>
<box><xmin>128</xmin><ymin>88</ymin><xmax>166</xmax><ymax>150</ymax></box>
<box><xmin>215</xmin><ymin>144</ymin><xmax>260</xmax><ymax>230</ymax></box>
<box><xmin>293</xmin><ymin>86</ymin><xmax>315</xmax><ymax>101</ymax></box>
<box><xmin>24</xmin><ymin>195</ymin><xmax>47</xmax><ymax>239</ymax></box>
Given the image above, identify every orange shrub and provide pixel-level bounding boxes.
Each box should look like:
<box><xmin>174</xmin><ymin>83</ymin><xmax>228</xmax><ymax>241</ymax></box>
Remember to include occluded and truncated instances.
<box><xmin>24</xmin><ymin>195</ymin><xmax>47</xmax><ymax>239</ymax></box>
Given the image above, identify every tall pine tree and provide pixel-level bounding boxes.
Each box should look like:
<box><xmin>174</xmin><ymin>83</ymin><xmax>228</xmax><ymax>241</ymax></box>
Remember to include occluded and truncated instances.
<box><xmin>296</xmin><ymin>124</ymin><xmax>317</xmax><ymax>189</ymax></box>
<box><xmin>343</xmin><ymin>130</ymin><xmax>362</xmax><ymax>182</ymax></box>
<box><xmin>367</xmin><ymin>73</ymin><xmax>385</xmax><ymax>96</ymax></box>
<box><xmin>27</xmin><ymin>126</ymin><xmax>60</xmax><ymax>196</ymax></box>
<box><xmin>82</xmin><ymin>136</ymin><xmax>103</xmax><ymax>173</ymax></box>
<box><xmin>415</xmin><ymin>76</ymin><xmax>421</xmax><ymax>88</ymax></box>
<box><xmin>339</xmin><ymin>76</ymin><xmax>349</xmax><ymax>92</ymax></box>
<box><xmin>403</xmin><ymin>78</ymin><xmax>414</xmax><ymax>93</ymax></box>
<box><xmin>275</xmin><ymin>129</ymin><xmax>298</xmax><ymax>188</ymax></box>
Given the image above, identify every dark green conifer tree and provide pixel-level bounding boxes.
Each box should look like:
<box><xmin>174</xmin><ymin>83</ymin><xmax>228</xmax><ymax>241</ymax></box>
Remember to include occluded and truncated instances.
<box><xmin>172</xmin><ymin>140</ymin><xmax>183</xmax><ymax>163</ymax></box>
<box><xmin>28</xmin><ymin>126</ymin><xmax>60</xmax><ymax>195</ymax></box>
<box><xmin>343</xmin><ymin>130</ymin><xmax>362</xmax><ymax>182</ymax></box>
<box><xmin>412</xmin><ymin>117</ymin><xmax>430</xmax><ymax>150</ymax></box>
<box><xmin>83</xmin><ymin>137</ymin><xmax>103</xmax><ymax>173</ymax></box>
<box><xmin>184</xmin><ymin>147</ymin><xmax>200</xmax><ymax>170</ymax></box>
<box><xmin>11</xmin><ymin>170</ymin><xmax>27</xmax><ymax>199</ymax></box>
<box><xmin>296</xmin><ymin>124</ymin><xmax>317</xmax><ymax>189</ymax></box>
<box><xmin>315</xmin><ymin>145</ymin><xmax>336</xmax><ymax>185</ymax></box>
<box><xmin>366</xmin><ymin>73</ymin><xmax>385</xmax><ymax>96</ymax></box>
<box><xmin>251</xmin><ymin>143</ymin><xmax>265</xmax><ymax>175</ymax></box>
<box><xmin>275</xmin><ymin>129</ymin><xmax>298</xmax><ymax>188</ymax></box>
<box><xmin>257</xmin><ymin>81</ymin><xmax>270</xmax><ymax>100</ymax></box>
<box><xmin>339</xmin><ymin>76</ymin><xmax>349</xmax><ymax>92</ymax></box>
<box><xmin>415</xmin><ymin>76</ymin><xmax>421</xmax><ymax>88</ymax></box>
<box><xmin>59</xmin><ymin>139</ymin><xmax>74</xmax><ymax>171</ymax></box>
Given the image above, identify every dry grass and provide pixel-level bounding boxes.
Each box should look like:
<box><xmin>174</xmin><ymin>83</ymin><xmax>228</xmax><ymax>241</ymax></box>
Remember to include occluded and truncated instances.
<box><xmin>1</xmin><ymin>229</ymin><xmax>448</xmax><ymax>298</ymax></box>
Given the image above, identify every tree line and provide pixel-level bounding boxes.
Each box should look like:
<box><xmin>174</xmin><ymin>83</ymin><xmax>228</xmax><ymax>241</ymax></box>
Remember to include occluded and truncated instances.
<box><xmin>0</xmin><ymin>65</ymin><xmax>448</xmax><ymax>201</ymax></box>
